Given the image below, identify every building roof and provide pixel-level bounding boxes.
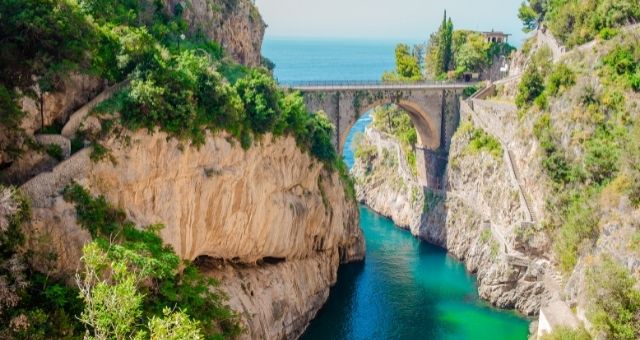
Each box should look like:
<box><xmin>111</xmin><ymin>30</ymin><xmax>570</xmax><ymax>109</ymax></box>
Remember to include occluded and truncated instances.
<box><xmin>481</xmin><ymin>30</ymin><xmax>511</xmax><ymax>36</ymax></box>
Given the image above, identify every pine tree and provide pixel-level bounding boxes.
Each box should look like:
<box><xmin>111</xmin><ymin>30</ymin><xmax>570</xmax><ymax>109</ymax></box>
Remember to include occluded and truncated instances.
<box><xmin>429</xmin><ymin>10</ymin><xmax>455</xmax><ymax>78</ymax></box>
<box><xmin>443</xmin><ymin>17</ymin><xmax>454</xmax><ymax>74</ymax></box>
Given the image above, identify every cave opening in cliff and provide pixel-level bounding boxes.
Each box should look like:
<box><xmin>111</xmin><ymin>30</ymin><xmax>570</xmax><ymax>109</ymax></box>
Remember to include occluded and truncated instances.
<box><xmin>258</xmin><ymin>256</ymin><xmax>286</xmax><ymax>265</ymax></box>
<box><xmin>193</xmin><ymin>255</ymin><xmax>226</xmax><ymax>270</ymax></box>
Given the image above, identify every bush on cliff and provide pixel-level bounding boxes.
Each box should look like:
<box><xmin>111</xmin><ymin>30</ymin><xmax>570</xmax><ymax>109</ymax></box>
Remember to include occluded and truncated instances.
<box><xmin>63</xmin><ymin>183</ymin><xmax>242</xmax><ymax>339</ymax></box>
<box><xmin>0</xmin><ymin>186</ymin><xmax>86</xmax><ymax>338</ymax></box>
<box><xmin>516</xmin><ymin>65</ymin><xmax>545</xmax><ymax>110</ymax></box>
<box><xmin>586</xmin><ymin>256</ymin><xmax>640</xmax><ymax>340</ymax></box>
<box><xmin>540</xmin><ymin>326</ymin><xmax>591</xmax><ymax>340</ymax></box>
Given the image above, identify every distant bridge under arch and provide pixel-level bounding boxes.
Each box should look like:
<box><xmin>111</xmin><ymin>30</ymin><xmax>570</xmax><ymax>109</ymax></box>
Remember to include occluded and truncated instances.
<box><xmin>284</xmin><ymin>80</ymin><xmax>471</xmax><ymax>188</ymax></box>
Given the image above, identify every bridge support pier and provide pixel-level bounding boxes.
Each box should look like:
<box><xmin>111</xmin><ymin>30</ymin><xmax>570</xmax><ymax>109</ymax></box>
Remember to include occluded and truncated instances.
<box><xmin>416</xmin><ymin>147</ymin><xmax>447</xmax><ymax>189</ymax></box>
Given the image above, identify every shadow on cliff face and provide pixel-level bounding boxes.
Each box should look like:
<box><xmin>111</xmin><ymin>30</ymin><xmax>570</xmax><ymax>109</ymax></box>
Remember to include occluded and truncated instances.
<box><xmin>193</xmin><ymin>255</ymin><xmax>287</xmax><ymax>271</ymax></box>
<box><xmin>418</xmin><ymin>148</ymin><xmax>450</xmax><ymax>248</ymax></box>
<box><xmin>299</xmin><ymin>260</ymin><xmax>365</xmax><ymax>339</ymax></box>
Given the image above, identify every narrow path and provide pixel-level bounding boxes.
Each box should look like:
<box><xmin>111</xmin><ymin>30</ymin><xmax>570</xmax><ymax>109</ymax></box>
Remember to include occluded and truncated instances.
<box><xmin>464</xmin><ymin>99</ymin><xmax>536</xmax><ymax>223</ymax></box>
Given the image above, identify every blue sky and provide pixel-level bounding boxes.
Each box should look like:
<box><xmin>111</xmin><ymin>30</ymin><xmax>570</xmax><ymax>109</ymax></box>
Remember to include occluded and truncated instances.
<box><xmin>255</xmin><ymin>0</ymin><xmax>527</xmax><ymax>45</ymax></box>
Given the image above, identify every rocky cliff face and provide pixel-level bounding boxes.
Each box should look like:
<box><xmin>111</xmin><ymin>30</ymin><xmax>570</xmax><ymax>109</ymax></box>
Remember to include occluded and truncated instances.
<box><xmin>352</xmin><ymin>120</ymin><xmax>549</xmax><ymax>316</ymax></box>
<box><xmin>20</xmin><ymin>131</ymin><xmax>364</xmax><ymax>339</ymax></box>
<box><xmin>440</xmin><ymin>118</ymin><xmax>549</xmax><ymax>315</ymax></box>
<box><xmin>352</xmin><ymin>129</ymin><xmax>422</xmax><ymax>234</ymax></box>
<box><xmin>163</xmin><ymin>0</ymin><xmax>265</xmax><ymax>66</ymax></box>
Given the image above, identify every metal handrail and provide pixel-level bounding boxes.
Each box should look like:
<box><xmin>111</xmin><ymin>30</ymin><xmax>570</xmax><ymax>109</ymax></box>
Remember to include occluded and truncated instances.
<box><xmin>278</xmin><ymin>79</ymin><xmax>475</xmax><ymax>88</ymax></box>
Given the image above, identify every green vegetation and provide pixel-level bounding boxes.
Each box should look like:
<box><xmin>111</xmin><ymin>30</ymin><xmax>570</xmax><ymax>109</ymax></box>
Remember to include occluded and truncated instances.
<box><xmin>0</xmin><ymin>186</ymin><xmax>85</xmax><ymax>338</ymax></box>
<box><xmin>44</xmin><ymin>144</ymin><xmax>64</xmax><ymax>161</ymax></box>
<box><xmin>458</xmin><ymin>121</ymin><xmax>502</xmax><ymax>160</ymax></box>
<box><xmin>480</xmin><ymin>229</ymin><xmax>492</xmax><ymax>244</ymax></box>
<box><xmin>63</xmin><ymin>183</ymin><xmax>241</xmax><ymax>339</ymax></box>
<box><xmin>601</xmin><ymin>44</ymin><xmax>640</xmax><ymax>92</ymax></box>
<box><xmin>518</xmin><ymin>0</ymin><xmax>640</xmax><ymax>47</ymax></box>
<box><xmin>425</xmin><ymin>11</ymin><xmax>514</xmax><ymax>79</ymax></box>
<box><xmin>385</xmin><ymin>10</ymin><xmax>514</xmax><ymax>82</ymax></box>
<box><xmin>516</xmin><ymin>48</ymin><xmax>576</xmax><ymax>111</ymax></box>
<box><xmin>425</xmin><ymin>11</ymin><xmax>454</xmax><ymax>78</ymax></box>
<box><xmin>586</xmin><ymin>256</ymin><xmax>640</xmax><ymax>339</ymax></box>
<box><xmin>371</xmin><ymin>105</ymin><xmax>418</xmax><ymax>174</ymax></box>
<box><xmin>521</xmin><ymin>34</ymin><xmax>640</xmax><ymax>274</ymax></box>
<box><xmin>540</xmin><ymin>326</ymin><xmax>591</xmax><ymax>340</ymax></box>
<box><xmin>516</xmin><ymin>64</ymin><xmax>546</xmax><ymax>109</ymax></box>
<box><xmin>0</xmin><ymin>0</ymin><xmax>346</xmax><ymax>182</ymax></box>
<box><xmin>382</xmin><ymin>44</ymin><xmax>423</xmax><ymax>81</ymax></box>
<box><xmin>463</xmin><ymin>85</ymin><xmax>480</xmax><ymax>98</ymax></box>
<box><xmin>353</xmin><ymin>133</ymin><xmax>377</xmax><ymax>162</ymax></box>
<box><xmin>546</xmin><ymin>63</ymin><xmax>576</xmax><ymax>97</ymax></box>
<box><xmin>451</xmin><ymin>31</ymin><xmax>515</xmax><ymax>79</ymax></box>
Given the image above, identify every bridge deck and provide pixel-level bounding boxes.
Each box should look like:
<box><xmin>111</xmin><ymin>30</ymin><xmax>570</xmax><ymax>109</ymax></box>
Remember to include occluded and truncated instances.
<box><xmin>281</xmin><ymin>80</ymin><xmax>477</xmax><ymax>91</ymax></box>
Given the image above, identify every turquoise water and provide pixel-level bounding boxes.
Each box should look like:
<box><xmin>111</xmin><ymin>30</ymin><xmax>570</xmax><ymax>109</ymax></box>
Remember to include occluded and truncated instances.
<box><xmin>300</xmin><ymin>206</ymin><xmax>529</xmax><ymax>340</ymax></box>
<box><xmin>264</xmin><ymin>37</ymin><xmax>529</xmax><ymax>339</ymax></box>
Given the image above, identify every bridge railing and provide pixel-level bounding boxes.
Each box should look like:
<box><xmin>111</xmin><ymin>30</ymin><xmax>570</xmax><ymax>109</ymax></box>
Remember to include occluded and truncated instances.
<box><xmin>278</xmin><ymin>79</ymin><xmax>475</xmax><ymax>88</ymax></box>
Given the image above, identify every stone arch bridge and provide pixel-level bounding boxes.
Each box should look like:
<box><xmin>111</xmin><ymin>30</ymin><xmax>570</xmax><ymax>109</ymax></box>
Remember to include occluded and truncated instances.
<box><xmin>284</xmin><ymin>81</ymin><xmax>472</xmax><ymax>188</ymax></box>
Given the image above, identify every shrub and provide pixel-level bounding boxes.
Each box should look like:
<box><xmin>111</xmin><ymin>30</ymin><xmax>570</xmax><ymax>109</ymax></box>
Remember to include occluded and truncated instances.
<box><xmin>534</xmin><ymin>113</ymin><xmax>580</xmax><ymax>184</ymax></box>
<box><xmin>307</xmin><ymin>114</ymin><xmax>337</xmax><ymax>164</ymax></box>
<box><xmin>353</xmin><ymin>134</ymin><xmax>377</xmax><ymax>161</ymax></box>
<box><xmin>63</xmin><ymin>183</ymin><xmax>241</xmax><ymax>338</ymax></box>
<box><xmin>599</xmin><ymin>27</ymin><xmax>619</xmax><ymax>40</ymax></box>
<box><xmin>234</xmin><ymin>70</ymin><xmax>282</xmax><ymax>135</ymax></box>
<box><xmin>601</xmin><ymin>45</ymin><xmax>640</xmax><ymax>92</ymax></box>
<box><xmin>586</xmin><ymin>256</ymin><xmax>640</xmax><ymax>339</ymax></box>
<box><xmin>463</xmin><ymin>85</ymin><xmax>479</xmax><ymax>98</ymax></box>
<box><xmin>543</xmin><ymin>0</ymin><xmax>640</xmax><ymax>47</ymax></box>
<box><xmin>516</xmin><ymin>65</ymin><xmax>545</xmax><ymax>109</ymax></box>
<box><xmin>555</xmin><ymin>193</ymin><xmax>599</xmax><ymax>272</ymax></box>
<box><xmin>584</xmin><ymin>132</ymin><xmax>619</xmax><ymax>185</ymax></box>
<box><xmin>546</xmin><ymin>63</ymin><xmax>576</xmax><ymax>97</ymax></box>
<box><xmin>467</xmin><ymin>128</ymin><xmax>503</xmax><ymax>160</ymax></box>
<box><xmin>540</xmin><ymin>326</ymin><xmax>591</xmax><ymax>340</ymax></box>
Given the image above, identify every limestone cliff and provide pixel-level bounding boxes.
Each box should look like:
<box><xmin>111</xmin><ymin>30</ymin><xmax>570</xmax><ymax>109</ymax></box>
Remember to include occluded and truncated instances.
<box><xmin>163</xmin><ymin>0</ymin><xmax>266</xmax><ymax>66</ymax></box>
<box><xmin>20</xmin><ymin>131</ymin><xmax>364</xmax><ymax>339</ymax></box>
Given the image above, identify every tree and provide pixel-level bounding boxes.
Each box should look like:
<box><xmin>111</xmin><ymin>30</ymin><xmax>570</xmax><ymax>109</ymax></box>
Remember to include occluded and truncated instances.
<box><xmin>518</xmin><ymin>2</ymin><xmax>540</xmax><ymax>32</ymax></box>
<box><xmin>518</xmin><ymin>0</ymin><xmax>550</xmax><ymax>32</ymax></box>
<box><xmin>77</xmin><ymin>244</ymin><xmax>144</xmax><ymax>339</ymax></box>
<box><xmin>0</xmin><ymin>0</ymin><xmax>96</xmax><ymax>133</ymax></box>
<box><xmin>425</xmin><ymin>10</ymin><xmax>454</xmax><ymax>78</ymax></box>
<box><xmin>395</xmin><ymin>44</ymin><xmax>422</xmax><ymax>79</ymax></box>
<box><xmin>382</xmin><ymin>44</ymin><xmax>422</xmax><ymax>81</ymax></box>
<box><xmin>453</xmin><ymin>31</ymin><xmax>491</xmax><ymax>75</ymax></box>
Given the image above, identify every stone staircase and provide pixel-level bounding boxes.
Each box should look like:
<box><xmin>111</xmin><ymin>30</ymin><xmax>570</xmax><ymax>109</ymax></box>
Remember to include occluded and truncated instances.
<box><xmin>506</xmin><ymin>149</ymin><xmax>536</xmax><ymax>223</ymax></box>
<box><xmin>61</xmin><ymin>80</ymin><xmax>129</xmax><ymax>138</ymax></box>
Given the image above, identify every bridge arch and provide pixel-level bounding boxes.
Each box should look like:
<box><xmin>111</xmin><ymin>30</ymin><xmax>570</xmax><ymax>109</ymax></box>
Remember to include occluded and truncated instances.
<box><xmin>339</xmin><ymin>98</ymin><xmax>440</xmax><ymax>155</ymax></box>
<box><xmin>292</xmin><ymin>82</ymin><xmax>466</xmax><ymax>187</ymax></box>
